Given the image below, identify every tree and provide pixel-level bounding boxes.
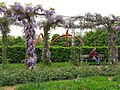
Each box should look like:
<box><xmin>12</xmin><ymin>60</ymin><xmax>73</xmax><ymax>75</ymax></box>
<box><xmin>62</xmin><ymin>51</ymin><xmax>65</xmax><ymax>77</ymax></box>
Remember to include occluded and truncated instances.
<box><xmin>0</xmin><ymin>35</ymin><xmax>25</xmax><ymax>46</ymax></box>
<box><xmin>83</xmin><ymin>29</ymin><xmax>108</xmax><ymax>46</ymax></box>
<box><xmin>14</xmin><ymin>36</ymin><xmax>25</xmax><ymax>46</ymax></box>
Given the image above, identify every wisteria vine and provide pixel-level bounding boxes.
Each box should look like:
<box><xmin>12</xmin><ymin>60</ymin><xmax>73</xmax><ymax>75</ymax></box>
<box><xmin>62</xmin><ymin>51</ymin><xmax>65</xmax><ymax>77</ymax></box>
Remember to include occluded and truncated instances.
<box><xmin>64</xmin><ymin>13</ymin><xmax>120</xmax><ymax>64</ymax></box>
<box><xmin>0</xmin><ymin>2</ymin><xmax>43</xmax><ymax>68</ymax></box>
<box><xmin>1</xmin><ymin>2</ymin><xmax>120</xmax><ymax>65</ymax></box>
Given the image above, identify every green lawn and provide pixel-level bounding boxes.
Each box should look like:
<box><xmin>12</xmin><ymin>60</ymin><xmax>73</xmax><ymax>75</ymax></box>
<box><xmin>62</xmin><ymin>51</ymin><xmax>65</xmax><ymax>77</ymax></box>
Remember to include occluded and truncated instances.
<box><xmin>16</xmin><ymin>76</ymin><xmax>120</xmax><ymax>90</ymax></box>
<box><xmin>0</xmin><ymin>62</ymin><xmax>71</xmax><ymax>68</ymax></box>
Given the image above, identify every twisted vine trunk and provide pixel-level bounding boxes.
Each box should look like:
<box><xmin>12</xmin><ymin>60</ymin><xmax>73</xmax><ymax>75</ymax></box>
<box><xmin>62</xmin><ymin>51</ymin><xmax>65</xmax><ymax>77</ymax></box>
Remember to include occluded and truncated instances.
<box><xmin>42</xmin><ymin>23</ymin><xmax>51</xmax><ymax>65</ymax></box>
<box><xmin>71</xmin><ymin>29</ymin><xmax>78</xmax><ymax>65</ymax></box>
<box><xmin>108</xmin><ymin>28</ymin><xmax>118</xmax><ymax>64</ymax></box>
<box><xmin>2</xmin><ymin>29</ymin><xmax>7</xmax><ymax>64</ymax></box>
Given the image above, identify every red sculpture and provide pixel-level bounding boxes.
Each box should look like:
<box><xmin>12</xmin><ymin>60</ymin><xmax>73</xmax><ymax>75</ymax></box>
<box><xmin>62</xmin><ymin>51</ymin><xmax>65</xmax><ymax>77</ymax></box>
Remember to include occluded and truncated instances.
<box><xmin>35</xmin><ymin>33</ymin><xmax>43</xmax><ymax>45</ymax></box>
<box><xmin>35</xmin><ymin>30</ymin><xmax>84</xmax><ymax>47</ymax></box>
<box><xmin>51</xmin><ymin>30</ymin><xmax>84</xmax><ymax>46</ymax></box>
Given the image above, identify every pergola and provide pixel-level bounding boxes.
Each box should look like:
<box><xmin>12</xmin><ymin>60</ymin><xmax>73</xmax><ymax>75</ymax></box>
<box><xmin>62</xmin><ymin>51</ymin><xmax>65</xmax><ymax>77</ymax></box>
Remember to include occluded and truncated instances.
<box><xmin>0</xmin><ymin>2</ymin><xmax>120</xmax><ymax>67</ymax></box>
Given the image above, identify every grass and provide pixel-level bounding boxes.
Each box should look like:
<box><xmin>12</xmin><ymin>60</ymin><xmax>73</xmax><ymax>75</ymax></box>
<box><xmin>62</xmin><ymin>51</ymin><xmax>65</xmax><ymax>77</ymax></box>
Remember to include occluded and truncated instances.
<box><xmin>16</xmin><ymin>76</ymin><xmax>120</xmax><ymax>90</ymax></box>
<box><xmin>0</xmin><ymin>62</ymin><xmax>71</xmax><ymax>68</ymax></box>
<box><xmin>0</xmin><ymin>60</ymin><xmax>107</xmax><ymax>70</ymax></box>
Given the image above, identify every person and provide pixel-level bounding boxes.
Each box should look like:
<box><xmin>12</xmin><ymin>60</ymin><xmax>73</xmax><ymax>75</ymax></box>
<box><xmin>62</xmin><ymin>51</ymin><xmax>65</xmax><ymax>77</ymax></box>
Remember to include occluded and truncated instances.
<box><xmin>90</xmin><ymin>48</ymin><xmax>100</xmax><ymax>66</ymax></box>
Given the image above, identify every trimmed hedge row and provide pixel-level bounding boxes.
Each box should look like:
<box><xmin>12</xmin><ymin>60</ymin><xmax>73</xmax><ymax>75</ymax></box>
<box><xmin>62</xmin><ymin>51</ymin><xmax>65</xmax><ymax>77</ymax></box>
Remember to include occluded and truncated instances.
<box><xmin>0</xmin><ymin>46</ymin><xmax>120</xmax><ymax>63</ymax></box>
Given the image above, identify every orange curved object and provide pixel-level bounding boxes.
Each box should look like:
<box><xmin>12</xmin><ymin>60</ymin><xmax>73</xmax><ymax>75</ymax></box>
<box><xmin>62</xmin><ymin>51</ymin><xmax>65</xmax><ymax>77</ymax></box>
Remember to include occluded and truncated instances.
<box><xmin>66</xmin><ymin>30</ymin><xmax>69</xmax><ymax>47</ymax></box>
<box><xmin>51</xmin><ymin>34</ymin><xmax>84</xmax><ymax>46</ymax></box>
<box><xmin>35</xmin><ymin>33</ymin><xmax>43</xmax><ymax>45</ymax></box>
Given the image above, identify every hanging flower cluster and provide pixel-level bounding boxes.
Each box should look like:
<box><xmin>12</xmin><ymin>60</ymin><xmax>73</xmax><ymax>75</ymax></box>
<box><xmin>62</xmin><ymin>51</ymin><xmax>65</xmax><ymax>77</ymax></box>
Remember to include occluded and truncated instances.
<box><xmin>10</xmin><ymin>3</ymin><xmax>39</xmax><ymax>68</ymax></box>
<box><xmin>23</xmin><ymin>18</ymin><xmax>37</xmax><ymax>68</ymax></box>
<box><xmin>0</xmin><ymin>2</ymin><xmax>66</xmax><ymax>67</ymax></box>
<box><xmin>0</xmin><ymin>2</ymin><xmax>44</xmax><ymax>68</ymax></box>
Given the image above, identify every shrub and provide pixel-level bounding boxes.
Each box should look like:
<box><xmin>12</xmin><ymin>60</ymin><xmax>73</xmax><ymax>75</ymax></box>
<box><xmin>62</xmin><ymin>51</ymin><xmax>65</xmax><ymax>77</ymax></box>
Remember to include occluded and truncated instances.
<box><xmin>0</xmin><ymin>37</ymin><xmax>119</xmax><ymax>63</ymax></box>
<box><xmin>0</xmin><ymin>63</ymin><xmax>119</xmax><ymax>86</ymax></box>
<box><xmin>1</xmin><ymin>45</ymin><xmax>120</xmax><ymax>63</ymax></box>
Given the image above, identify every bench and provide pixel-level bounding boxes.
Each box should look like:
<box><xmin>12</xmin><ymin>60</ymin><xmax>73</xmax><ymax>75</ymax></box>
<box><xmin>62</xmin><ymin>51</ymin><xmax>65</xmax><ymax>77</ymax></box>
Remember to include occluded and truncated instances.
<box><xmin>80</xmin><ymin>54</ymin><xmax>106</xmax><ymax>63</ymax></box>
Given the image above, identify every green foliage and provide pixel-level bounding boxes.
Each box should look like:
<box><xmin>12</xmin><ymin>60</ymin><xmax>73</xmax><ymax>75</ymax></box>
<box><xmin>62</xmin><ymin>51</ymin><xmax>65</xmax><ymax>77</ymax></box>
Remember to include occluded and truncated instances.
<box><xmin>83</xmin><ymin>29</ymin><xmax>108</xmax><ymax>46</ymax></box>
<box><xmin>118</xmin><ymin>32</ymin><xmax>120</xmax><ymax>46</ymax></box>
<box><xmin>7</xmin><ymin>46</ymin><xmax>26</xmax><ymax>63</ymax></box>
<box><xmin>113</xmin><ymin>75</ymin><xmax>120</xmax><ymax>83</ymax></box>
<box><xmin>0</xmin><ymin>62</ymin><xmax>120</xmax><ymax>86</ymax></box>
<box><xmin>75</xmin><ymin>35</ymin><xmax>83</xmax><ymax>46</ymax></box>
<box><xmin>51</xmin><ymin>29</ymin><xmax>120</xmax><ymax>47</ymax></box>
<box><xmin>50</xmin><ymin>46</ymin><xmax>71</xmax><ymax>62</ymax></box>
<box><xmin>0</xmin><ymin>46</ymin><xmax>110</xmax><ymax>63</ymax></box>
<box><xmin>3</xmin><ymin>45</ymin><xmax>120</xmax><ymax>63</ymax></box>
<box><xmin>51</xmin><ymin>34</ymin><xmax>67</xmax><ymax>46</ymax></box>
<box><xmin>16</xmin><ymin>76</ymin><xmax>119</xmax><ymax>90</ymax></box>
<box><xmin>0</xmin><ymin>36</ymin><xmax>25</xmax><ymax>46</ymax></box>
<box><xmin>14</xmin><ymin>36</ymin><xmax>25</xmax><ymax>46</ymax></box>
<box><xmin>7</xmin><ymin>36</ymin><xmax>25</xmax><ymax>46</ymax></box>
<box><xmin>51</xmin><ymin>34</ymin><xmax>60</xmax><ymax>41</ymax></box>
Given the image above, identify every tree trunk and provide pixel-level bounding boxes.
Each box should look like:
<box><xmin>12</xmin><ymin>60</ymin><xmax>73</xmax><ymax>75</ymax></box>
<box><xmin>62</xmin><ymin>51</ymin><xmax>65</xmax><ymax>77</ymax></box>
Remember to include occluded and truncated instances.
<box><xmin>2</xmin><ymin>29</ymin><xmax>7</xmax><ymax>64</ymax></box>
<box><xmin>108</xmin><ymin>28</ymin><xmax>118</xmax><ymax>64</ymax></box>
<box><xmin>42</xmin><ymin>24</ymin><xmax>51</xmax><ymax>65</ymax></box>
<box><xmin>71</xmin><ymin>29</ymin><xmax>78</xmax><ymax>65</ymax></box>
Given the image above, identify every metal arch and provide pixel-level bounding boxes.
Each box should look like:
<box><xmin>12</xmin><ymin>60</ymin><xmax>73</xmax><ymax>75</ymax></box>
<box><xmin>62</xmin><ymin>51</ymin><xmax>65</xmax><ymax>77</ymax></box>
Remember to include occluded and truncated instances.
<box><xmin>51</xmin><ymin>34</ymin><xmax>84</xmax><ymax>46</ymax></box>
<box><xmin>35</xmin><ymin>33</ymin><xmax>43</xmax><ymax>45</ymax></box>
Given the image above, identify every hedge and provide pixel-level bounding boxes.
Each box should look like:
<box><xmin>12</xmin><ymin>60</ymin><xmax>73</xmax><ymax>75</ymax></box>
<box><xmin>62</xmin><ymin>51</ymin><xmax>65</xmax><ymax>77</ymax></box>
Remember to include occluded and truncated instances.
<box><xmin>0</xmin><ymin>45</ymin><xmax>120</xmax><ymax>63</ymax></box>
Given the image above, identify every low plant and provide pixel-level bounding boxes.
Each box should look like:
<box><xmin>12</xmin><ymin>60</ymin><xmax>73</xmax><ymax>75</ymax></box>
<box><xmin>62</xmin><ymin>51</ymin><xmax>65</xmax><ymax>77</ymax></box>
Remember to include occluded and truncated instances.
<box><xmin>0</xmin><ymin>62</ymin><xmax>120</xmax><ymax>86</ymax></box>
<box><xmin>16</xmin><ymin>76</ymin><xmax>120</xmax><ymax>90</ymax></box>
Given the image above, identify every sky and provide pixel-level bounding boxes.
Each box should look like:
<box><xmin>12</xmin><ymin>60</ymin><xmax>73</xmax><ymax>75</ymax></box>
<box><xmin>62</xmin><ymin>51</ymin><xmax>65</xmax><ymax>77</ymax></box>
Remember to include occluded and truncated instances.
<box><xmin>1</xmin><ymin>0</ymin><xmax>120</xmax><ymax>37</ymax></box>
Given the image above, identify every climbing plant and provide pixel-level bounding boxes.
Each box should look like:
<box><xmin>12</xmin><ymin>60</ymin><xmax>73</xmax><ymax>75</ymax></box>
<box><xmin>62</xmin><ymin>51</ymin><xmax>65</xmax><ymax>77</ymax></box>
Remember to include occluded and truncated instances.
<box><xmin>0</xmin><ymin>2</ymin><xmax>120</xmax><ymax>66</ymax></box>
<box><xmin>0</xmin><ymin>2</ymin><xmax>46</xmax><ymax>68</ymax></box>
<box><xmin>40</xmin><ymin>14</ymin><xmax>64</xmax><ymax>65</ymax></box>
<box><xmin>70</xmin><ymin>13</ymin><xmax>120</xmax><ymax>64</ymax></box>
<box><xmin>0</xmin><ymin>3</ymin><xmax>12</xmax><ymax>65</ymax></box>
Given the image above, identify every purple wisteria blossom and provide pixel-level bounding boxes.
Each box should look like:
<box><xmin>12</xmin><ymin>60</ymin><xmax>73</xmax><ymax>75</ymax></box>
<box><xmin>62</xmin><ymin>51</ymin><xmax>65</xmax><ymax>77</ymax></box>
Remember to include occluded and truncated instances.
<box><xmin>114</xmin><ymin>26</ymin><xmax>120</xmax><ymax>31</ymax></box>
<box><xmin>25</xmin><ymin>6</ymin><xmax>33</xmax><ymax>13</ymax></box>
<box><xmin>13</xmin><ymin>3</ymin><xmax>23</xmax><ymax>11</ymax></box>
<box><xmin>23</xmin><ymin>20</ymin><xmax>37</xmax><ymax>69</ymax></box>
<box><xmin>8</xmin><ymin>3</ymin><xmax>39</xmax><ymax>68</ymax></box>
<box><xmin>44</xmin><ymin>10</ymin><xmax>55</xmax><ymax>22</ymax></box>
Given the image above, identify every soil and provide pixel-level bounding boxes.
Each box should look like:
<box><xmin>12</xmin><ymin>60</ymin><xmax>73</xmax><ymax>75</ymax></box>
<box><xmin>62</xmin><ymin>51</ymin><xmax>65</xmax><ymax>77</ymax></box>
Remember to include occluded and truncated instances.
<box><xmin>2</xmin><ymin>86</ymin><xmax>16</xmax><ymax>90</ymax></box>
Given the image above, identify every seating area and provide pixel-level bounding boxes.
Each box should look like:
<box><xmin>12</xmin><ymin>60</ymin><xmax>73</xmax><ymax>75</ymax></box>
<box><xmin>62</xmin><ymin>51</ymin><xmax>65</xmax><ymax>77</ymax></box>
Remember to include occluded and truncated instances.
<box><xmin>80</xmin><ymin>54</ymin><xmax>106</xmax><ymax>63</ymax></box>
